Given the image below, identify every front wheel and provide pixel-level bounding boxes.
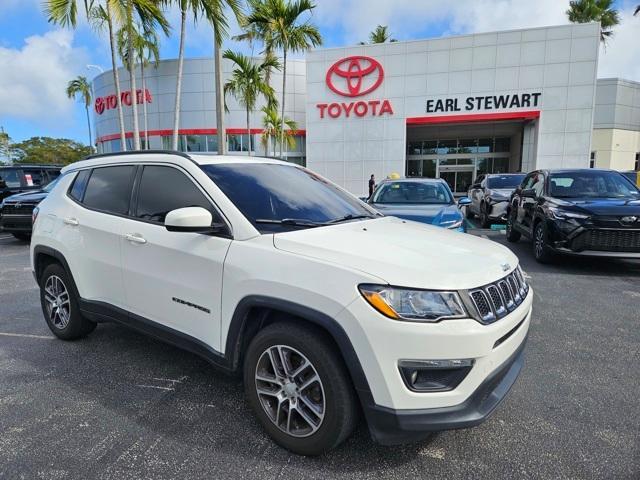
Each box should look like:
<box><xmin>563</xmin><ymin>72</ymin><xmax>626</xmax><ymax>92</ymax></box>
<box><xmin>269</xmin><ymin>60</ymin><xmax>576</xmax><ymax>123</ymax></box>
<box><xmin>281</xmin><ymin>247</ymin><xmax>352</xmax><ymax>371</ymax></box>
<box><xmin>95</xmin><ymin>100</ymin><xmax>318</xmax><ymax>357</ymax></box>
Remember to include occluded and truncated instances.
<box><xmin>244</xmin><ymin>322</ymin><xmax>358</xmax><ymax>456</ymax></box>
<box><xmin>479</xmin><ymin>203</ymin><xmax>491</xmax><ymax>228</ymax></box>
<box><xmin>506</xmin><ymin>209</ymin><xmax>521</xmax><ymax>242</ymax></box>
<box><xmin>533</xmin><ymin>221</ymin><xmax>554</xmax><ymax>263</ymax></box>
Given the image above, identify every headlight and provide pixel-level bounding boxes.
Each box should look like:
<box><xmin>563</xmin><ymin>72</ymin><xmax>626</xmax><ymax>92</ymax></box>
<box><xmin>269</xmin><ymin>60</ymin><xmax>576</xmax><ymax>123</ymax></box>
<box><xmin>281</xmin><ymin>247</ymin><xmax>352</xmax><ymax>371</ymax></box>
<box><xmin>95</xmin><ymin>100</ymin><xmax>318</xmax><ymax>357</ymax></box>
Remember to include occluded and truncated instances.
<box><xmin>548</xmin><ymin>206</ymin><xmax>590</xmax><ymax>220</ymax></box>
<box><xmin>358</xmin><ymin>284</ymin><xmax>467</xmax><ymax>322</ymax></box>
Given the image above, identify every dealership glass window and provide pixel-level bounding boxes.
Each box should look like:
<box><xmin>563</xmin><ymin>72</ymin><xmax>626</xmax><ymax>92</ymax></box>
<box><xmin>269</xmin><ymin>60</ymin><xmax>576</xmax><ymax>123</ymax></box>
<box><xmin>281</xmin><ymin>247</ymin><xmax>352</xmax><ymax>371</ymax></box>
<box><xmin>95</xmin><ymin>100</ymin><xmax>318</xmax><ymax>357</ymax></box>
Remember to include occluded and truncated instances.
<box><xmin>439</xmin><ymin>158</ymin><xmax>457</xmax><ymax>166</ymax></box>
<box><xmin>206</xmin><ymin>135</ymin><xmax>218</xmax><ymax>153</ymax></box>
<box><xmin>407</xmin><ymin>141</ymin><xmax>422</xmax><ymax>155</ymax></box>
<box><xmin>492</xmin><ymin>158</ymin><xmax>510</xmax><ymax>173</ymax></box>
<box><xmin>494</xmin><ymin>137</ymin><xmax>510</xmax><ymax>153</ymax></box>
<box><xmin>458</xmin><ymin>139</ymin><xmax>478</xmax><ymax>154</ymax></box>
<box><xmin>186</xmin><ymin>135</ymin><xmax>206</xmax><ymax>152</ymax></box>
<box><xmin>436</xmin><ymin>140</ymin><xmax>457</xmax><ymax>155</ymax></box>
<box><xmin>82</xmin><ymin>166</ymin><xmax>136</xmax><ymax>215</ymax></box>
<box><xmin>227</xmin><ymin>134</ymin><xmax>255</xmax><ymax>152</ymax></box>
<box><xmin>423</xmin><ymin>141</ymin><xmax>438</xmax><ymax>154</ymax></box>
<box><xmin>477</xmin><ymin>138</ymin><xmax>493</xmax><ymax>153</ymax></box>
<box><xmin>476</xmin><ymin>158</ymin><xmax>489</xmax><ymax>176</ymax></box>
<box><xmin>162</xmin><ymin>135</ymin><xmax>186</xmax><ymax>151</ymax></box>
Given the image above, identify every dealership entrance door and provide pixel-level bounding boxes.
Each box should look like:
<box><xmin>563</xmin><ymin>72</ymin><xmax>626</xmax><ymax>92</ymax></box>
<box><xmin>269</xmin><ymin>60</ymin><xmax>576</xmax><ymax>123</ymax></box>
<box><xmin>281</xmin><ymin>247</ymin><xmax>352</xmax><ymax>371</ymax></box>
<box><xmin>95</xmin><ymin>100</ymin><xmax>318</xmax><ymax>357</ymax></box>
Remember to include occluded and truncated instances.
<box><xmin>404</xmin><ymin>113</ymin><xmax>539</xmax><ymax>195</ymax></box>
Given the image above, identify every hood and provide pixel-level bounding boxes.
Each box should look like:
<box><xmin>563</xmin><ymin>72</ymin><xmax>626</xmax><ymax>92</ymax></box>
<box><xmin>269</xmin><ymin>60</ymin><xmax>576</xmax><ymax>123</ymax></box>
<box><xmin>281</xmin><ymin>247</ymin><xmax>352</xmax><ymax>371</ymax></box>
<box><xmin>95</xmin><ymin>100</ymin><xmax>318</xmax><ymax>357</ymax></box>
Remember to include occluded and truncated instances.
<box><xmin>273</xmin><ymin>216</ymin><xmax>518</xmax><ymax>290</ymax></box>
<box><xmin>488</xmin><ymin>188</ymin><xmax>515</xmax><ymax>199</ymax></box>
<box><xmin>550</xmin><ymin>196</ymin><xmax>640</xmax><ymax>216</ymax></box>
<box><xmin>371</xmin><ymin>203</ymin><xmax>462</xmax><ymax>226</ymax></box>
<box><xmin>2</xmin><ymin>190</ymin><xmax>48</xmax><ymax>203</ymax></box>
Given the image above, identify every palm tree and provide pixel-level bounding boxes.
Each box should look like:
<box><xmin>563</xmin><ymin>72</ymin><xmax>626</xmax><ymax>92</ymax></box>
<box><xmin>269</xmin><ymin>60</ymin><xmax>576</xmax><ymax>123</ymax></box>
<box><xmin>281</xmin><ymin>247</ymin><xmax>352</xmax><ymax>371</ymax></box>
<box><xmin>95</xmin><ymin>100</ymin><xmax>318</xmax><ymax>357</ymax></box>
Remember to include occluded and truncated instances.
<box><xmin>223</xmin><ymin>52</ymin><xmax>279</xmax><ymax>156</ymax></box>
<box><xmin>45</xmin><ymin>0</ymin><xmax>129</xmax><ymax>150</ymax></box>
<box><xmin>117</xmin><ymin>24</ymin><xmax>160</xmax><ymax>149</ymax></box>
<box><xmin>260</xmin><ymin>106</ymin><xmax>297</xmax><ymax>158</ymax></box>
<box><xmin>359</xmin><ymin>25</ymin><xmax>396</xmax><ymax>44</ymax></box>
<box><xmin>635</xmin><ymin>5</ymin><xmax>639</xmax><ymax>15</ymax></box>
<box><xmin>111</xmin><ymin>0</ymin><xmax>168</xmax><ymax>150</ymax></box>
<box><xmin>243</xmin><ymin>0</ymin><xmax>321</xmax><ymax>159</ymax></box>
<box><xmin>566</xmin><ymin>0</ymin><xmax>620</xmax><ymax>44</ymax></box>
<box><xmin>66</xmin><ymin>76</ymin><xmax>94</xmax><ymax>148</ymax></box>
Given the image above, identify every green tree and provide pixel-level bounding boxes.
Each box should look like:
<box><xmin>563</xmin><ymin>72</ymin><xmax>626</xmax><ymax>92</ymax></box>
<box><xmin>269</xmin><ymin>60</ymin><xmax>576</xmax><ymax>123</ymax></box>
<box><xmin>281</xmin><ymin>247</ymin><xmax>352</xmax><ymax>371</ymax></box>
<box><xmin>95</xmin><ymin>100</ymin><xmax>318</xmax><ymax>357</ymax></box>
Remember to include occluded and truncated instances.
<box><xmin>47</xmin><ymin>1</ymin><xmax>128</xmax><ymax>150</ymax></box>
<box><xmin>260</xmin><ymin>106</ymin><xmax>297</xmax><ymax>158</ymax></box>
<box><xmin>359</xmin><ymin>25</ymin><xmax>396</xmax><ymax>44</ymax></box>
<box><xmin>566</xmin><ymin>0</ymin><xmax>620</xmax><ymax>44</ymax></box>
<box><xmin>117</xmin><ymin>23</ymin><xmax>160</xmax><ymax>149</ymax></box>
<box><xmin>10</xmin><ymin>137</ymin><xmax>92</xmax><ymax>165</ymax></box>
<box><xmin>223</xmin><ymin>51</ymin><xmax>279</xmax><ymax>156</ymax></box>
<box><xmin>242</xmin><ymin>0</ymin><xmax>321</xmax><ymax>159</ymax></box>
<box><xmin>66</xmin><ymin>76</ymin><xmax>93</xmax><ymax>149</ymax></box>
<box><xmin>0</xmin><ymin>131</ymin><xmax>12</xmax><ymax>164</ymax></box>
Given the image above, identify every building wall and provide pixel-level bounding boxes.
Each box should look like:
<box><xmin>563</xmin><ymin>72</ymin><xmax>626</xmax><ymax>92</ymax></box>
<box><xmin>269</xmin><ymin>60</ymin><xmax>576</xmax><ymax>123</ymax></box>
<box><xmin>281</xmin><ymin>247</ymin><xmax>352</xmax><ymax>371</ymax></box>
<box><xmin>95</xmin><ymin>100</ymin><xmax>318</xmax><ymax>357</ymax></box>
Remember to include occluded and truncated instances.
<box><xmin>592</xmin><ymin>78</ymin><xmax>640</xmax><ymax>170</ymax></box>
<box><xmin>306</xmin><ymin>23</ymin><xmax>600</xmax><ymax>196</ymax></box>
<box><xmin>92</xmin><ymin>57</ymin><xmax>306</xmax><ymax>156</ymax></box>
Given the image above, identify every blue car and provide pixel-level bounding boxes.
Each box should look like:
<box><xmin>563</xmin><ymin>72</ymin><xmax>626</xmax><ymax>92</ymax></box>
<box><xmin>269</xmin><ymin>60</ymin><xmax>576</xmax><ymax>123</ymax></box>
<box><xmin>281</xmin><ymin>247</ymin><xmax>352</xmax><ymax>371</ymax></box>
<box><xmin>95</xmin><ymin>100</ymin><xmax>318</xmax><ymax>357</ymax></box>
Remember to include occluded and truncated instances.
<box><xmin>367</xmin><ymin>178</ymin><xmax>471</xmax><ymax>232</ymax></box>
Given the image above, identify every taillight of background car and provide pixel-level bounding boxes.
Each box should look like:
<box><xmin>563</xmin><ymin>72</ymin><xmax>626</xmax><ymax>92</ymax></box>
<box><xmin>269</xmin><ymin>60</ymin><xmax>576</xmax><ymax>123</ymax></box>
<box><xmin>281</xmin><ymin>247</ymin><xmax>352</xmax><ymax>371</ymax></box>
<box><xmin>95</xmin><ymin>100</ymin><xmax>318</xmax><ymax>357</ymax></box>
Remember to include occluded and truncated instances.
<box><xmin>32</xmin><ymin>206</ymin><xmax>39</xmax><ymax>225</ymax></box>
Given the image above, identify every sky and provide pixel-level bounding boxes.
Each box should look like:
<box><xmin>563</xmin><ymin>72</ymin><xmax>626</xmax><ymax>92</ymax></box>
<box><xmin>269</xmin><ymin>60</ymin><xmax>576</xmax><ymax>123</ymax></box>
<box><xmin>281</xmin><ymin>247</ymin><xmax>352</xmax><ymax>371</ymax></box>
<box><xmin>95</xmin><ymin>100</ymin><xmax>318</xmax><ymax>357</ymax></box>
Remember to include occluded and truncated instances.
<box><xmin>0</xmin><ymin>0</ymin><xmax>638</xmax><ymax>145</ymax></box>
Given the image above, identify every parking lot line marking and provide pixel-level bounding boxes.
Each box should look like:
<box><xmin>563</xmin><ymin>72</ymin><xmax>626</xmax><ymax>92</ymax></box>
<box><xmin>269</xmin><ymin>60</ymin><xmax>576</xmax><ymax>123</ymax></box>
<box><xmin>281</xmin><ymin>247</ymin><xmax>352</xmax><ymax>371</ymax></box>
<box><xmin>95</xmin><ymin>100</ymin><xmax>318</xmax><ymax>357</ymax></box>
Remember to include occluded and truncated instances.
<box><xmin>0</xmin><ymin>235</ymin><xmax>13</xmax><ymax>240</ymax></box>
<box><xmin>152</xmin><ymin>377</ymin><xmax>184</xmax><ymax>383</ymax></box>
<box><xmin>0</xmin><ymin>332</ymin><xmax>53</xmax><ymax>340</ymax></box>
<box><xmin>136</xmin><ymin>384</ymin><xmax>174</xmax><ymax>391</ymax></box>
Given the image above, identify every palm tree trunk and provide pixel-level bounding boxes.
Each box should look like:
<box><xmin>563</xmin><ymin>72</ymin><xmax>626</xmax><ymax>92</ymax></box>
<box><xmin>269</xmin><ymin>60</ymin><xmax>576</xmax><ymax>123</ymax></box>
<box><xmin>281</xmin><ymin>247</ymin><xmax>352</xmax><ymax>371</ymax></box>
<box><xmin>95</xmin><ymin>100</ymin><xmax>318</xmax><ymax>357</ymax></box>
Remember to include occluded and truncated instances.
<box><xmin>106</xmin><ymin>2</ymin><xmax>126</xmax><ymax>151</ymax></box>
<box><xmin>127</xmin><ymin>1</ymin><xmax>140</xmax><ymax>150</ymax></box>
<box><xmin>279</xmin><ymin>49</ymin><xmax>287</xmax><ymax>160</ymax></box>
<box><xmin>142</xmin><ymin>61</ymin><xmax>149</xmax><ymax>149</ymax></box>
<box><xmin>214</xmin><ymin>32</ymin><xmax>226</xmax><ymax>155</ymax></box>
<box><xmin>85</xmin><ymin>105</ymin><xmax>92</xmax><ymax>149</ymax></box>
<box><xmin>173</xmin><ymin>7</ymin><xmax>186</xmax><ymax>151</ymax></box>
<box><xmin>246</xmin><ymin>108</ymin><xmax>251</xmax><ymax>156</ymax></box>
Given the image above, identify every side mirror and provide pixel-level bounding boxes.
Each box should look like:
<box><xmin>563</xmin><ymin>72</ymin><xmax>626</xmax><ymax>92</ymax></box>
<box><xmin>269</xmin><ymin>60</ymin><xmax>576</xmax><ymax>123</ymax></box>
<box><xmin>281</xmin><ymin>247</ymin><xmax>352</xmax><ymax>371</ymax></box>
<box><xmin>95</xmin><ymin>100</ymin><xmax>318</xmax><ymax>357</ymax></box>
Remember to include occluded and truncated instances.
<box><xmin>521</xmin><ymin>188</ymin><xmax>537</xmax><ymax>199</ymax></box>
<box><xmin>165</xmin><ymin>207</ymin><xmax>225</xmax><ymax>234</ymax></box>
<box><xmin>457</xmin><ymin>197</ymin><xmax>472</xmax><ymax>208</ymax></box>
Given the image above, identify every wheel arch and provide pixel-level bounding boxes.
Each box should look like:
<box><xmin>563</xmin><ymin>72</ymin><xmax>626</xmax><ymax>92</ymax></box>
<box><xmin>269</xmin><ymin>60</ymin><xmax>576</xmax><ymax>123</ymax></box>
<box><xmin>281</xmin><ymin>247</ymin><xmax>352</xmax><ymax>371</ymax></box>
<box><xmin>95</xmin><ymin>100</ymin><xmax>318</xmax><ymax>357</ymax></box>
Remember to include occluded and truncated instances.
<box><xmin>225</xmin><ymin>296</ymin><xmax>374</xmax><ymax>404</ymax></box>
<box><xmin>33</xmin><ymin>245</ymin><xmax>81</xmax><ymax>299</ymax></box>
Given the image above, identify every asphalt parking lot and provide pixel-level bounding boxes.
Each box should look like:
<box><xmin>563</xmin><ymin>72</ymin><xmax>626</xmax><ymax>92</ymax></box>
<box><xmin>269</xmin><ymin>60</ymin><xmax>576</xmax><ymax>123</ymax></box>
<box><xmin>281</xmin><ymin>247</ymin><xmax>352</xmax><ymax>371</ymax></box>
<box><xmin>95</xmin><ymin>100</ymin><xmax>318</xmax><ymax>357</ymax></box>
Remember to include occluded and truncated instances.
<box><xmin>0</xmin><ymin>229</ymin><xmax>639</xmax><ymax>480</ymax></box>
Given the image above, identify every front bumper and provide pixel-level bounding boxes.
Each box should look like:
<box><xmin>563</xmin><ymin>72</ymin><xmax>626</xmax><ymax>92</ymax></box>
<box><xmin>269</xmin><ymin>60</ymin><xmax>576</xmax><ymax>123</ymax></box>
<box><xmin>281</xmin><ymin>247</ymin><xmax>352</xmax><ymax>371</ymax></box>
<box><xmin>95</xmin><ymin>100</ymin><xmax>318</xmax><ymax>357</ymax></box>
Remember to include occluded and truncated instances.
<box><xmin>365</xmin><ymin>334</ymin><xmax>527</xmax><ymax>445</ymax></box>
<box><xmin>0</xmin><ymin>214</ymin><xmax>33</xmax><ymax>233</ymax></box>
<box><xmin>337</xmin><ymin>287</ymin><xmax>532</xmax><ymax>444</ymax></box>
<box><xmin>486</xmin><ymin>200</ymin><xmax>509</xmax><ymax>221</ymax></box>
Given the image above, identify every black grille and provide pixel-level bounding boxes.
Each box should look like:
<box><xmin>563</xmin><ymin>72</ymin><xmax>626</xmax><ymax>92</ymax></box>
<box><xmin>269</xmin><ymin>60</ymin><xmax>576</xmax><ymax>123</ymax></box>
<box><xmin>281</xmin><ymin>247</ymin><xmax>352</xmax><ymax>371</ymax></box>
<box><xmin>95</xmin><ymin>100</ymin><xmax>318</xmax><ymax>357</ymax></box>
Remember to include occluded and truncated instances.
<box><xmin>1</xmin><ymin>204</ymin><xmax>35</xmax><ymax>216</ymax></box>
<box><xmin>571</xmin><ymin>229</ymin><xmax>640</xmax><ymax>253</ymax></box>
<box><xmin>469</xmin><ymin>267</ymin><xmax>529</xmax><ymax>324</ymax></box>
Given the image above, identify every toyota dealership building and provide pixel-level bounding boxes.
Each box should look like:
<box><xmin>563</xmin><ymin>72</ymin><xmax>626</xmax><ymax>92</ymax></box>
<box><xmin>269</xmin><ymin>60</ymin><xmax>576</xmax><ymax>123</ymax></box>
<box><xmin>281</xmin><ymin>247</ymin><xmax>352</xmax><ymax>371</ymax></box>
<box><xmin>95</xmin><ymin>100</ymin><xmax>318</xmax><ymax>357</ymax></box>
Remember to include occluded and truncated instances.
<box><xmin>93</xmin><ymin>22</ymin><xmax>640</xmax><ymax>196</ymax></box>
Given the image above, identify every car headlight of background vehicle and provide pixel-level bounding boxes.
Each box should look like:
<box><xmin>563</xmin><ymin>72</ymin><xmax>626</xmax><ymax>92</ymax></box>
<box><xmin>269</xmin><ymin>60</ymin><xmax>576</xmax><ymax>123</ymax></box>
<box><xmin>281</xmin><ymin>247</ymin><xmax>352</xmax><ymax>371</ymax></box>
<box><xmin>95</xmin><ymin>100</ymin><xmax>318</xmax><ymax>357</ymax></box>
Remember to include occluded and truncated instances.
<box><xmin>358</xmin><ymin>284</ymin><xmax>467</xmax><ymax>321</ymax></box>
<box><xmin>440</xmin><ymin>218</ymin><xmax>463</xmax><ymax>229</ymax></box>
<box><xmin>548</xmin><ymin>206</ymin><xmax>590</xmax><ymax>220</ymax></box>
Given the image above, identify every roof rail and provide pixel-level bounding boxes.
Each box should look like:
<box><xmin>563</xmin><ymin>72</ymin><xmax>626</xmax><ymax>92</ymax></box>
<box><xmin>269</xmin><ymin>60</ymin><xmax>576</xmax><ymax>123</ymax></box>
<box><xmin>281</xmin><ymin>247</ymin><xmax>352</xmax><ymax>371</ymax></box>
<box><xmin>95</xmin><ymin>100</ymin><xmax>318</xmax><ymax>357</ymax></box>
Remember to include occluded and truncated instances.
<box><xmin>84</xmin><ymin>149</ymin><xmax>193</xmax><ymax>162</ymax></box>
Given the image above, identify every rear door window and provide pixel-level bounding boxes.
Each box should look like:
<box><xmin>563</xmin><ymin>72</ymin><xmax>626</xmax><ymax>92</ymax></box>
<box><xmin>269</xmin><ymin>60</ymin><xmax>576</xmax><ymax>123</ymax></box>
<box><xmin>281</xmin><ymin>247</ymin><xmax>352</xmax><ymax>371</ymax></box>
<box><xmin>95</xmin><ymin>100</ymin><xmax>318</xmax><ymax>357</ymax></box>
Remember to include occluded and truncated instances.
<box><xmin>68</xmin><ymin>170</ymin><xmax>92</xmax><ymax>202</ymax></box>
<box><xmin>135</xmin><ymin>165</ymin><xmax>215</xmax><ymax>224</ymax></box>
<box><xmin>82</xmin><ymin>166</ymin><xmax>136</xmax><ymax>215</ymax></box>
<box><xmin>0</xmin><ymin>169</ymin><xmax>21</xmax><ymax>188</ymax></box>
<box><xmin>22</xmin><ymin>169</ymin><xmax>45</xmax><ymax>187</ymax></box>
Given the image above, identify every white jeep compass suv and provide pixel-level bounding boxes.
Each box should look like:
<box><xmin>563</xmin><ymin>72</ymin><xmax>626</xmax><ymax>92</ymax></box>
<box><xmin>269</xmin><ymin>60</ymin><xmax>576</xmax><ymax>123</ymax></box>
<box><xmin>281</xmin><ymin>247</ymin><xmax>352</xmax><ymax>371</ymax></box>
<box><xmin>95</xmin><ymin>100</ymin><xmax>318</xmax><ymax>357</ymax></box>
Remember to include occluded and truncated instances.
<box><xmin>30</xmin><ymin>151</ymin><xmax>532</xmax><ymax>455</ymax></box>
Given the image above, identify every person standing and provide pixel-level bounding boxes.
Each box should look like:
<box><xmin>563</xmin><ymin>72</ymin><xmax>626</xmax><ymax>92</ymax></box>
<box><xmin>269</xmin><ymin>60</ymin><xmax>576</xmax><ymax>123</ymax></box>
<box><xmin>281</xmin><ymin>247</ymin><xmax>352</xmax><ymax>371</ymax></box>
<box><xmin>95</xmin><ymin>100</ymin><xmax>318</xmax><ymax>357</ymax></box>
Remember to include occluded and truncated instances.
<box><xmin>368</xmin><ymin>174</ymin><xmax>376</xmax><ymax>198</ymax></box>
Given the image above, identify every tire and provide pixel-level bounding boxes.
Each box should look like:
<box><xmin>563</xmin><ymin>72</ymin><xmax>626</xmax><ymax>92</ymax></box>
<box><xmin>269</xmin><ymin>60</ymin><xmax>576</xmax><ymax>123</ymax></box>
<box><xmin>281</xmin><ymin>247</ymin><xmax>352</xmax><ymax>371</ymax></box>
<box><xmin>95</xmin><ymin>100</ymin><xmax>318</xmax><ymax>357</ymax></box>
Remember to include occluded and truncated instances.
<box><xmin>533</xmin><ymin>221</ymin><xmax>554</xmax><ymax>264</ymax></box>
<box><xmin>479</xmin><ymin>203</ymin><xmax>491</xmax><ymax>228</ymax></box>
<box><xmin>244</xmin><ymin>321</ymin><xmax>358</xmax><ymax>456</ymax></box>
<box><xmin>465</xmin><ymin>204</ymin><xmax>474</xmax><ymax>219</ymax></box>
<box><xmin>12</xmin><ymin>233</ymin><xmax>30</xmax><ymax>242</ymax></box>
<box><xmin>506</xmin><ymin>209</ymin><xmax>521</xmax><ymax>242</ymax></box>
<box><xmin>39</xmin><ymin>263</ymin><xmax>96</xmax><ymax>340</ymax></box>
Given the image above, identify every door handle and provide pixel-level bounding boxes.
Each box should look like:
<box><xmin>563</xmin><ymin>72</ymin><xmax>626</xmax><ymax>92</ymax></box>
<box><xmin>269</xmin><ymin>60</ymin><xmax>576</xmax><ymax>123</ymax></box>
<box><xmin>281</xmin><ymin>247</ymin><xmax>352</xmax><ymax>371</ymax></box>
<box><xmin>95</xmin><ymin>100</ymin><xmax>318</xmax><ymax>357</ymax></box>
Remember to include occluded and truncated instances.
<box><xmin>63</xmin><ymin>217</ymin><xmax>79</xmax><ymax>226</ymax></box>
<box><xmin>124</xmin><ymin>233</ymin><xmax>147</xmax><ymax>244</ymax></box>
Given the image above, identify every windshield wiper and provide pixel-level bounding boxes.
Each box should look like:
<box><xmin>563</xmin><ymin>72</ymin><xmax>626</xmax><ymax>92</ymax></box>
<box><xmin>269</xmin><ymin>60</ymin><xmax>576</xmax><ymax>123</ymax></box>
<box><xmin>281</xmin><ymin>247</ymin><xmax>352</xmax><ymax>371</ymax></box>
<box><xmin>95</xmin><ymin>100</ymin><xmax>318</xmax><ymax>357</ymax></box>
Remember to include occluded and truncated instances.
<box><xmin>326</xmin><ymin>214</ymin><xmax>377</xmax><ymax>224</ymax></box>
<box><xmin>255</xmin><ymin>218</ymin><xmax>325</xmax><ymax>228</ymax></box>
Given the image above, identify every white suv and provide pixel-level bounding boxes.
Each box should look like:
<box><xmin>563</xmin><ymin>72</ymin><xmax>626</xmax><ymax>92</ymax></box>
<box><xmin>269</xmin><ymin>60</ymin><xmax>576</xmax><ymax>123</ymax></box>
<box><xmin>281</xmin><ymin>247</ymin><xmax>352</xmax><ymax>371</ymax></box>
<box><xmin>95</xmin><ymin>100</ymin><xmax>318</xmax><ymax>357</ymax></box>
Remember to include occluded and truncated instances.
<box><xmin>31</xmin><ymin>152</ymin><xmax>532</xmax><ymax>455</ymax></box>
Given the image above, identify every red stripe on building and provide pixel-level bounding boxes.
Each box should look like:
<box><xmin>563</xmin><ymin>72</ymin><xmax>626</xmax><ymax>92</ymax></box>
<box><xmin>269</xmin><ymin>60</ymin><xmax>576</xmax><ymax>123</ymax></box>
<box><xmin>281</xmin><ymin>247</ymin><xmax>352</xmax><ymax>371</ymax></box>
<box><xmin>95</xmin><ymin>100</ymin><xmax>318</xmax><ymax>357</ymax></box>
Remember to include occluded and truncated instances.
<box><xmin>97</xmin><ymin>128</ymin><xmax>307</xmax><ymax>143</ymax></box>
<box><xmin>406</xmin><ymin>110</ymin><xmax>540</xmax><ymax>125</ymax></box>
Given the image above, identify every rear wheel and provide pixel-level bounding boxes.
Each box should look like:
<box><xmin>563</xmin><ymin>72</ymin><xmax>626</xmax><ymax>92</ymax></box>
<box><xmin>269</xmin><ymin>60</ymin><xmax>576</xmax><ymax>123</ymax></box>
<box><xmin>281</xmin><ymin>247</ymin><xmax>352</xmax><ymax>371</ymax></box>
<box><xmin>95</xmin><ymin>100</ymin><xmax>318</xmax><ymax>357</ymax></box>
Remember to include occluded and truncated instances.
<box><xmin>40</xmin><ymin>263</ymin><xmax>96</xmax><ymax>340</ymax></box>
<box><xmin>465</xmin><ymin>204</ymin><xmax>474</xmax><ymax>219</ymax></box>
<box><xmin>244</xmin><ymin>322</ymin><xmax>358</xmax><ymax>456</ymax></box>
<box><xmin>533</xmin><ymin>221</ymin><xmax>554</xmax><ymax>263</ymax></box>
<box><xmin>506</xmin><ymin>209</ymin><xmax>521</xmax><ymax>242</ymax></box>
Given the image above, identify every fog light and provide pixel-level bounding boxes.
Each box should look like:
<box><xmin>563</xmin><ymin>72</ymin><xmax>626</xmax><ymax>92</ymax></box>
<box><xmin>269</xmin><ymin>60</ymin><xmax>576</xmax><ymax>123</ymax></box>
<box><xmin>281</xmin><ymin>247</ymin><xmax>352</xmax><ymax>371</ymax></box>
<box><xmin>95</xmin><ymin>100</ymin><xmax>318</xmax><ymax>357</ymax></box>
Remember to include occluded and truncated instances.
<box><xmin>399</xmin><ymin>359</ymin><xmax>474</xmax><ymax>392</ymax></box>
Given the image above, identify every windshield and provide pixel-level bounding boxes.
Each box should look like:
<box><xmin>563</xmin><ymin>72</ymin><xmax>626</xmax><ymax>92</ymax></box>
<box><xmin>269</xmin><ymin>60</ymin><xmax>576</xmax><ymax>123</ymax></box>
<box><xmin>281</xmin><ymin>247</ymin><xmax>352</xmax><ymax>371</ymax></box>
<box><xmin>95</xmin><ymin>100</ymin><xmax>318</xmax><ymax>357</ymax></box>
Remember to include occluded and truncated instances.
<box><xmin>372</xmin><ymin>181</ymin><xmax>453</xmax><ymax>205</ymax></box>
<box><xmin>201</xmin><ymin>163</ymin><xmax>376</xmax><ymax>232</ymax></box>
<box><xmin>487</xmin><ymin>175</ymin><xmax>525</xmax><ymax>189</ymax></box>
<box><xmin>549</xmin><ymin>171</ymin><xmax>640</xmax><ymax>198</ymax></box>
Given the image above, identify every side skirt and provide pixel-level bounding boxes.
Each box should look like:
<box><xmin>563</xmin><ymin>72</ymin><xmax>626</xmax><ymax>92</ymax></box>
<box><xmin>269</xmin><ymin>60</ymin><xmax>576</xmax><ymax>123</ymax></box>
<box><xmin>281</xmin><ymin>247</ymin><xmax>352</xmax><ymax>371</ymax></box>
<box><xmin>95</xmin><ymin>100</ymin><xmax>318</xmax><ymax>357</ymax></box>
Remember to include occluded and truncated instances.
<box><xmin>79</xmin><ymin>299</ymin><xmax>234</xmax><ymax>374</ymax></box>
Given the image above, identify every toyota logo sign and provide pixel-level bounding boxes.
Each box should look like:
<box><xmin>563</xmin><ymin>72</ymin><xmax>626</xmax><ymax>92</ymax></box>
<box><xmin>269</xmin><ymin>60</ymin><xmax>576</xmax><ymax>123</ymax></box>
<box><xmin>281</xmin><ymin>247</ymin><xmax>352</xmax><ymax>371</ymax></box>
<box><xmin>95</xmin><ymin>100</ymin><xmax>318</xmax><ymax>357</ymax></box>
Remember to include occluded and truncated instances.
<box><xmin>326</xmin><ymin>56</ymin><xmax>384</xmax><ymax>97</ymax></box>
<box><xmin>94</xmin><ymin>97</ymin><xmax>105</xmax><ymax>114</ymax></box>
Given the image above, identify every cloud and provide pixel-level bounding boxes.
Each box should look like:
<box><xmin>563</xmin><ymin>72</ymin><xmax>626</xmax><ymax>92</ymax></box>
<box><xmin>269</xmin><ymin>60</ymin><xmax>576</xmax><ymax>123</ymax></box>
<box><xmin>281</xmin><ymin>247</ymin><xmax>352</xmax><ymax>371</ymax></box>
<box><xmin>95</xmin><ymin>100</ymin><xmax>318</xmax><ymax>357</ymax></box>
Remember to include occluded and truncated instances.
<box><xmin>0</xmin><ymin>30</ymin><xmax>89</xmax><ymax>126</ymax></box>
<box><xmin>597</xmin><ymin>6</ymin><xmax>640</xmax><ymax>81</ymax></box>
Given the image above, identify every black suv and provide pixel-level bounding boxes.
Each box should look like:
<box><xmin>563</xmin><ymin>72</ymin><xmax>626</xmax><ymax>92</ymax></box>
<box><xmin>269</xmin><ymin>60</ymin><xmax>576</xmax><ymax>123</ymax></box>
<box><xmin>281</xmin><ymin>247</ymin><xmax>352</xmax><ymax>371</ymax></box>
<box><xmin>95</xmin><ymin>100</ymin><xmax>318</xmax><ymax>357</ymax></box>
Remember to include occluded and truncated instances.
<box><xmin>0</xmin><ymin>165</ymin><xmax>61</xmax><ymax>240</ymax></box>
<box><xmin>506</xmin><ymin>169</ymin><xmax>640</xmax><ymax>262</ymax></box>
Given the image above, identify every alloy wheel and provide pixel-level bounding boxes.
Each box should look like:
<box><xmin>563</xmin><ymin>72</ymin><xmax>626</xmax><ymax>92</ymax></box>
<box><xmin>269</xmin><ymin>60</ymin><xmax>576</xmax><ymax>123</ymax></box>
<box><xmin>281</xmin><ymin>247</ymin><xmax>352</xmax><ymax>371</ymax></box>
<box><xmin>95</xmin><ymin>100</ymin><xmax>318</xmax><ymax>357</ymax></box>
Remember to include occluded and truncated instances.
<box><xmin>44</xmin><ymin>275</ymin><xmax>71</xmax><ymax>330</ymax></box>
<box><xmin>535</xmin><ymin>225</ymin><xmax>544</xmax><ymax>258</ymax></box>
<box><xmin>254</xmin><ymin>345</ymin><xmax>325</xmax><ymax>438</ymax></box>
